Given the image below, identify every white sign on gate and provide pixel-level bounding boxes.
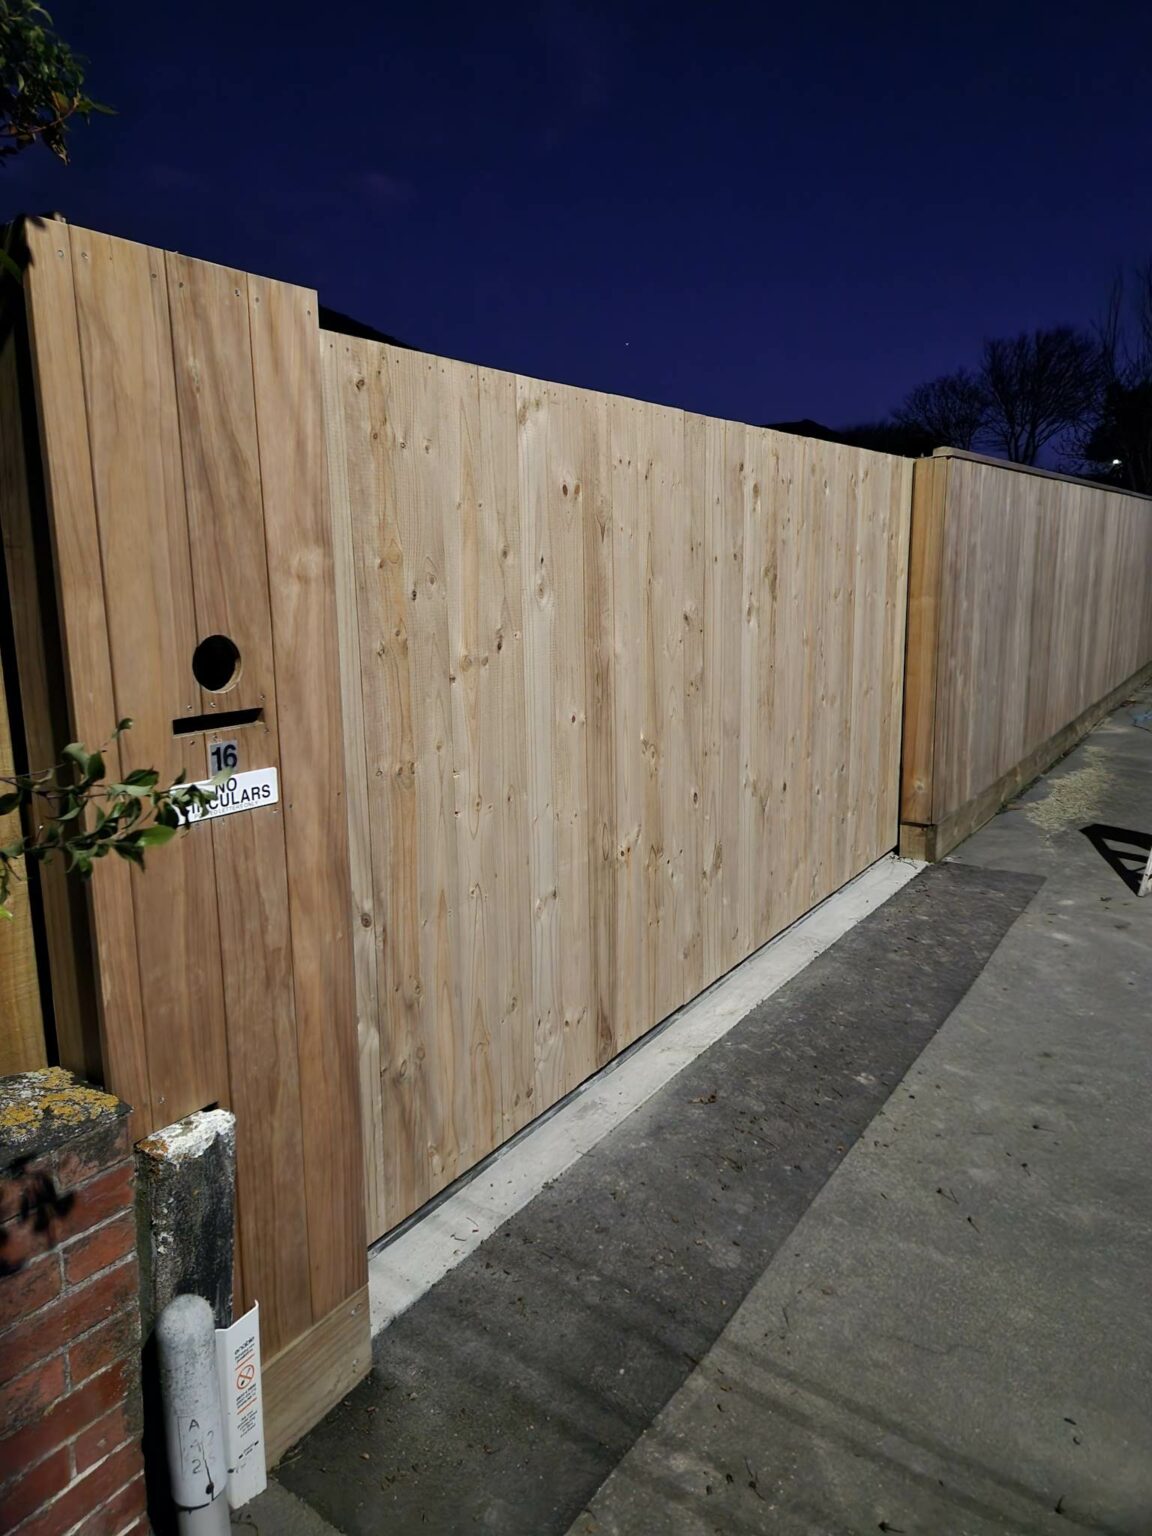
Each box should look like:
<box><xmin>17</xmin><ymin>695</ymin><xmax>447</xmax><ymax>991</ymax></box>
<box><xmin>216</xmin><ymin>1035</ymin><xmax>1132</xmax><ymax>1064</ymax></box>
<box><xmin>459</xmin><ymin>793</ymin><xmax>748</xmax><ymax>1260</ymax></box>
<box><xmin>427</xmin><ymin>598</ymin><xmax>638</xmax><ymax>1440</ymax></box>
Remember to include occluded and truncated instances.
<box><xmin>184</xmin><ymin>767</ymin><xmax>279</xmax><ymax>824</ymax></box>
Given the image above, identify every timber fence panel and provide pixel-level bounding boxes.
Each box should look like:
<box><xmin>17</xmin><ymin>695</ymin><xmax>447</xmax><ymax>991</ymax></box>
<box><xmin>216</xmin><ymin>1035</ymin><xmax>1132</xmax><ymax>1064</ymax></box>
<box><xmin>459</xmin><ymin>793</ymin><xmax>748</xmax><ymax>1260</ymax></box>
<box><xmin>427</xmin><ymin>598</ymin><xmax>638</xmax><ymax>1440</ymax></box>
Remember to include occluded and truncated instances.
<box><xmin>900</xmin><ymin>449</ymin><xmax>1152</xmax><ymax>860</ymax></box>
<box><xmin>324</xmin><ymin>342</ymin><xmax>912</xmax><ymax>1242</ymax></box>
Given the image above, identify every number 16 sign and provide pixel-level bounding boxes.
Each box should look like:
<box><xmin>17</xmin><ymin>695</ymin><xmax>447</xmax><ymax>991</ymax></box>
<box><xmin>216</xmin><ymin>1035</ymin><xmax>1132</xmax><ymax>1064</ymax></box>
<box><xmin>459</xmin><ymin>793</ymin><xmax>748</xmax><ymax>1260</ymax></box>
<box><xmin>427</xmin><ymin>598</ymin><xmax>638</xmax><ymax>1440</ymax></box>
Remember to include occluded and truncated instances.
<box><xmin>209</xmin><ymin>739</ymin><xmax>239</xmax><ymax>775</ymax></box>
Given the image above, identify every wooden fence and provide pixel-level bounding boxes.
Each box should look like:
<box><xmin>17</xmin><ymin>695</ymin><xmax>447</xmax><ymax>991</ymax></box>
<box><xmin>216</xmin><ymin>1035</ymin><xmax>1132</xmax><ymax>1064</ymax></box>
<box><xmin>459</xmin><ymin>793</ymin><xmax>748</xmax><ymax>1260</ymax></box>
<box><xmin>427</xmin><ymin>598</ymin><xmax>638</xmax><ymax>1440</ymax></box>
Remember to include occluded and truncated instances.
<box><xmin>322</xmin><ymin>342</ymin><xmax>913</xmax><ymax>1241</ymax></box>
<box><xmin>0</xmin><ymin>640</ymin><xmax>44</xmax><ymax>1075</ymax></box>
<box><xmin>14</xmin><ymin>217</ymin><xmax>1152</xmax><ymax>1454</ymax></box>
<box><xmin>900</xmin><ymin>449</ymin><xmax>1152</xmax><ymax>859</ymax></box>
<box><xmin>2</xmin><ymin>219</ymin><xmax>367</xmax><ymax>1459</ymax></box>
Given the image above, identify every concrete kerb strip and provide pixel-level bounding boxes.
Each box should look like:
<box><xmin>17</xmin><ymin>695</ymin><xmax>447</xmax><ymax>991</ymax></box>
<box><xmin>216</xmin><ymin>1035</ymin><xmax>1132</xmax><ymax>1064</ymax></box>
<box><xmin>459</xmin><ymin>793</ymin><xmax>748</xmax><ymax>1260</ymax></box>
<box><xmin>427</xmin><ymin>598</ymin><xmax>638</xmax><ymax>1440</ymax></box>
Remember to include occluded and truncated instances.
<box><xmin>231</xmin><ymin>1480</ymin><xmax>343</xmax><ymax>1535</ymax></box>
<box><xmin>368</xmin><ymin>851</ymin><xmax>922</xmax><ymax>1335</ymax></box>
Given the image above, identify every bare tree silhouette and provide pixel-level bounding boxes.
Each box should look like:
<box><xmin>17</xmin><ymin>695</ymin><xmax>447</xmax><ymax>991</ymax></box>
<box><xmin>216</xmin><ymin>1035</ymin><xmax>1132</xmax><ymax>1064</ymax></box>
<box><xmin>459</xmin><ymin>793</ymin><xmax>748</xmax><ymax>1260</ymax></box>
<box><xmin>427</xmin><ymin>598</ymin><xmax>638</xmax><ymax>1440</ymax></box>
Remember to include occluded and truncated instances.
<box><xmin>1076</xmin><ymin>262</ymin><xmax>1152</xmax><ymax>493</ymax></box>
<box><xmin>895</xmin><ymin>370</ymin><xmax>988</xmax><ymax>451</ymax></box>
<box><xmin>979</xmin><ymin>327</ymin><xmax>1102</xmax><ymax>465</ymax></box>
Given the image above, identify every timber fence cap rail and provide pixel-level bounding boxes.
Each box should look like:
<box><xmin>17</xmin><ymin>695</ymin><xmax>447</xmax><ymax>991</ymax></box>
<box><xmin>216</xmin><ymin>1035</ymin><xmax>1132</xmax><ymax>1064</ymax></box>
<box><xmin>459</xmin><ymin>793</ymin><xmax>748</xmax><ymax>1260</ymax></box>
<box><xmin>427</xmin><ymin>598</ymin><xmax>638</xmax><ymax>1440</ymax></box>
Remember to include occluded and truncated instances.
<box><xmin>928</xmin><ymin>446</ymin><xmax>1152</xmax><ymax>502</ymax></box>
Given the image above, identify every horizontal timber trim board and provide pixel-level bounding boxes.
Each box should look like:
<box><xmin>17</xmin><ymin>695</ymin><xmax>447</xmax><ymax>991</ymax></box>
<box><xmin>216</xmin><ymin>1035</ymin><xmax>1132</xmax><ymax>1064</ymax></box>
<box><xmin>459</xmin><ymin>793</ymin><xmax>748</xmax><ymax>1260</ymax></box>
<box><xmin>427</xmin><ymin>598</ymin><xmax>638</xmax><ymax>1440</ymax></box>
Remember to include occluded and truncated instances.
<box><xmin>899</xmin><ymin>656</ymin><xmax>1152</xmax><ymax>862</ymax></box>
<box><xmin>929</xmin><ymin>447</ymin><xmax>1152</xmax><ymax>503</ymax></box>
<box><xmin>263</xmin><ymin>1284</ymin><xmax>370</xmax><ymax>1465</ymax></box>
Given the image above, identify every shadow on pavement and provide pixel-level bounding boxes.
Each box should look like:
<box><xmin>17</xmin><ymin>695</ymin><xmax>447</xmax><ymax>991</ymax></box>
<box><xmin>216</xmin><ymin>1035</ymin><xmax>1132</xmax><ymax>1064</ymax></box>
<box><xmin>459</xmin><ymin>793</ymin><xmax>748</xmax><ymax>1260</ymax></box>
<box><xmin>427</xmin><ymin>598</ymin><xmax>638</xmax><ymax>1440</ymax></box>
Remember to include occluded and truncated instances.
<box><xmin>1081</xmin><ymin>823</ymin><xmax>1152</xmax><ymax>895</ymax></box>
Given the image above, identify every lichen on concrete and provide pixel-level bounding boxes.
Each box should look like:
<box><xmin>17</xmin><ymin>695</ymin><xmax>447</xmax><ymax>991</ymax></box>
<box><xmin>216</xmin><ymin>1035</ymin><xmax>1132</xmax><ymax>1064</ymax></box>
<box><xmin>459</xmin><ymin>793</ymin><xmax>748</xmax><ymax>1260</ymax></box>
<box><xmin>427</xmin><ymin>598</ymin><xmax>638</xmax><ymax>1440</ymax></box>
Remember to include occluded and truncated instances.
<box><xmin>0</xmin><ymin>1068</ymin><xmax>125</xmax><ymax>1162</ymax></box>
<box><xmin>138</xmin><ymin>1107</ymin><xmax>235</xmax><ymax>1165</ymax></box>
<box><xmin>137</xmin><ymin>1106</ymin><xmax>237</xmax><ymax>1336</ymax></box>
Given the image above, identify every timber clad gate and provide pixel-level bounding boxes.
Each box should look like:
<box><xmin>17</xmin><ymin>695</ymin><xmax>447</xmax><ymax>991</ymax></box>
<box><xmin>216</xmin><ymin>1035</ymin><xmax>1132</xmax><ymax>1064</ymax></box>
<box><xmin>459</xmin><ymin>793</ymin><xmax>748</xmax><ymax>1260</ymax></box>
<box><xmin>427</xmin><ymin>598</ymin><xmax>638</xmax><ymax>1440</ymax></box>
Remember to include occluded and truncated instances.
<box><xmin>3</xmin><ymin>220</ymin><xmax>367</xmax><ymax>1457</ymax></box>
<box><xmin>322</xmin><ymin>343</ymin><xmax>913</xmax><ymax>1240</ymax></box>
<box><xmin>20</xmin><ymin>217</ymin><xmax>1150</xmax><ymax>1452</ymax></box>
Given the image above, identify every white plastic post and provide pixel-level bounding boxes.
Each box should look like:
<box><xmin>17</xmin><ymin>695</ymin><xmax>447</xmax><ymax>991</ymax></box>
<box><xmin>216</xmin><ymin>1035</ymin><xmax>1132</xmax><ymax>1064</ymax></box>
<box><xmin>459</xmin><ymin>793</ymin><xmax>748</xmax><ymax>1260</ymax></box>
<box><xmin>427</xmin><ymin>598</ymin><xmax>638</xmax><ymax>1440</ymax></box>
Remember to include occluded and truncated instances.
<box><xmin>155</xmin><ymin>1295</ymin><xmax>231</xmax><ymax>1535</ymax></box>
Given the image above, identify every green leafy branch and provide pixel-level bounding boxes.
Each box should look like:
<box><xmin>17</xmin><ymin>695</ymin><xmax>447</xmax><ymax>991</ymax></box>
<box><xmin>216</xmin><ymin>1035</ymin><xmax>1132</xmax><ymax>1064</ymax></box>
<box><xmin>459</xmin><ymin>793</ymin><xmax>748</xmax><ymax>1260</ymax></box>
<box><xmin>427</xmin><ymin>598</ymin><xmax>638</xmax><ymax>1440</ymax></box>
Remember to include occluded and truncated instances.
<box><xmin>0</xmin><ymin>719</ymin><xmax>222</xmax><ymax>917</ymax></box>
<box><xmin>0</xmin><ymin>1</ymin><xmax>112</xmax><ymax>167</ymax></box>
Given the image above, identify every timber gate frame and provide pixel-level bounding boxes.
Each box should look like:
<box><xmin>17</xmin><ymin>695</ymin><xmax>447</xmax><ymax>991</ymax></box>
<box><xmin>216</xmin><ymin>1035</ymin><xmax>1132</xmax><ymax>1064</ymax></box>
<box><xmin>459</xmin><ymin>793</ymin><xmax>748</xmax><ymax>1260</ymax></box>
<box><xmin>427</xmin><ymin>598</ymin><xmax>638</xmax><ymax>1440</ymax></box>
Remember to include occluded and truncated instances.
<box><xmin>0</xmin><ymin>217</ymin><xmax>368</xmax><ymax>1457</ymax></box>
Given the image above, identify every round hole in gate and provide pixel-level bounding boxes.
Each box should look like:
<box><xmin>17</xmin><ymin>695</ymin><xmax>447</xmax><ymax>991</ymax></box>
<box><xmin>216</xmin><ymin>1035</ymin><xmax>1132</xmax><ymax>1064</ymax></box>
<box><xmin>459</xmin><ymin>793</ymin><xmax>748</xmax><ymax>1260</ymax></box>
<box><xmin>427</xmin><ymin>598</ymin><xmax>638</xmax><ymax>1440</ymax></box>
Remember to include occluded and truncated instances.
<box><xmin>191</xmin><ymin>634</ymin><xmax>242</xmax><ymax>693</ymax></box>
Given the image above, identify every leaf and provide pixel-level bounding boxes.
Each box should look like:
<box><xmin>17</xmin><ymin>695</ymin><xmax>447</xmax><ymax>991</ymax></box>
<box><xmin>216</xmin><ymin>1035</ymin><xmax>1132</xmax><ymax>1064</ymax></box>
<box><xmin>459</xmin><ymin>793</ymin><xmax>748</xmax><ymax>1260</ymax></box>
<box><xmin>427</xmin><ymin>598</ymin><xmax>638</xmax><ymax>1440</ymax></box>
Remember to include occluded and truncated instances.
<box><xmin>123</xmin><ymin>767</ymin><xmax>159</xmax><ymax>789</ymax></box>
<box><xmin>66</xmin><ymin>848</ymin><xmax>92</xmax><ymax>877</ymax></box>
<box><xmin>112</xmin><ymin>841</ymin><xmax>145</xmax><ymax>866</ymax></box>
<box><xmin>0</xmin><ymin>791</ymin><xmax>23</xmax><ymax>816</ymax></box>
<box><xmin>62</xmin><ymin>742</ymin><xmax>88</xmax><ymax>771</ymax></box>
<box><xmin>85</xmin><ymin>750</ymin><xmax>104</xmax><ymax>782</ymax></box>
<box><xmin>137</xmin><ymin>823</ymin><xmax>177</xmax><ymax>848</ymax></box>
<box><xmin>115</xmin><ymin>717</ymin><xmax>134</xmax><ymax>734</ymax></box>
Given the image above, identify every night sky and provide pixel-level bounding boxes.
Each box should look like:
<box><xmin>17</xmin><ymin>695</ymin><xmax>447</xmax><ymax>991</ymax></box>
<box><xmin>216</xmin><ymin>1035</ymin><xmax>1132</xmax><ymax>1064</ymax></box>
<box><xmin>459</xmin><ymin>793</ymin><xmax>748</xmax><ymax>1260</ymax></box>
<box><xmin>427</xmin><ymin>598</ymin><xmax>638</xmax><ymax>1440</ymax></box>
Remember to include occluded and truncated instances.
<box><xmin>5</xmin><ymin>1</ymin><xmax>1151</xmax><ymax>427</ymax></box>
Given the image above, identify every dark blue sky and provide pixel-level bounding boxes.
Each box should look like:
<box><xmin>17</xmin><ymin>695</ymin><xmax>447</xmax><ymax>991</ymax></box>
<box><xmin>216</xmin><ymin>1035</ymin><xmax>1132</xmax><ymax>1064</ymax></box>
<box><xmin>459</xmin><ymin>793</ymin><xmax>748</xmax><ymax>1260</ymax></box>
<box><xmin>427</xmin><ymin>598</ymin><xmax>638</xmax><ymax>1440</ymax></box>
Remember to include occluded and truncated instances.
<box><xmin>5</xmin><ymin>1</ymin><xmax>1151</xmax><ymax>425</ymax></box>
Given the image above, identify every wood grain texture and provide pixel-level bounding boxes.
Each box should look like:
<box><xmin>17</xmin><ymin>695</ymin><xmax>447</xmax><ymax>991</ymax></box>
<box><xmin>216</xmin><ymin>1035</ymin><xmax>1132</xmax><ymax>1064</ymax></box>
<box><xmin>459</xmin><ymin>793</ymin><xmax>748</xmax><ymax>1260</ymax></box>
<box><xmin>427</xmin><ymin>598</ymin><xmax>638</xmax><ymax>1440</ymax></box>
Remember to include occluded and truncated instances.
<box><xmin>167</xmin><ymin>251</ymin><xmax>312</xmax><ymax>1356</ymax></box>
<box><xmin>321</xmin><ymin>335</ymin><xmax>384</xmax><ymax>1235</ymax></box>
<box><xmin>22</xmin><ymin>224</ymin><xmax>369</xmax><ymax>1448</ymax></box>
<box><xmin>0</xmin><ymin>633</ymin><xmax>43</xmax><ymax>1073</ymax></box>
<box><xmin>439</xmin><ymin>357</ymin><xmax>504</xmax><ymax>1164</ymax></box>
<box><xmin>520</xmin><ymin>378</ymin><xmax>595</xmax><ymax>1098</ymax></box>
<box><xmin>644</xmin><ymin>400</ymin><xmax>697</xmax><ymax>1025</ymax></box>
<box><xmin>900</xmin><ymin>456</ymin><xmax>949</xmax><ymax>825</ymax></box>
<box><xmin>581</xmin><ymin>391</ymin><xmax>617</xmax><ymax>1071</ymax></box>
<box><xmin>878</xmin><ymin>454</ymin><xmax>915</xmax><ymax>854</ymax></box>
<box><xmin>263</xmin><ymin>1285</ymin><xmax>370</xmax><ymax>1465</ymax></box>
<box><xmin>701</xmin><ymin>416</ymin><xmax>744</xmax><ymax>978</ymax></box>
<box><xmin>389</xmin><ymin>353</ymin><xmax>467</xmax><ymax>1205</ymax></box>
<box><xmin>68</xmin><ymin>227</ymin><xmax>230</xmax><ymax>1128</ymax></box>
<box><xmin>902</xmin><ymin>453</ymin><xmax>1152</xmax><ymax>850</ymax></box>
<box><xmin>0</xmin><ymin>294</ymin><xmax>98</xmax><ymax>1081</ymax></box>
<box><xmin>469</xmin><ymin>368</ymin><xmax>531</xmax><ymax>1139</ymax></box>
<box><xmin>325</xmin><ymin>342</ymin><xmax>913</xmax><ymax>1242</ymax></box>
<box><xmin>250</xmin><ymin>272</ymin><xmax>365</xmax><ymax>1320</ymax></box>
<box><xmin>329</xmin><ymin>341</ymin><xmax>426</xmax><ymax>1232</ymax></box>
<box><xmin>0</xmin><ymin>318</ymin><xmax>46</xmax><ymax>1075</ymax></box>
<box><xmin>606</xmin><ymin>394</ymin><xmax>652</xmax><ymax>1048</ymax></box>
<box><xmin>20</xmin><ymin>220</ymin><xmax>151</xmax><ymax>1128</ymax></box>
<box><xmin>877</xmin><ymin>456</ymin><xmax>913</xmax><ymax>852</ymax></box>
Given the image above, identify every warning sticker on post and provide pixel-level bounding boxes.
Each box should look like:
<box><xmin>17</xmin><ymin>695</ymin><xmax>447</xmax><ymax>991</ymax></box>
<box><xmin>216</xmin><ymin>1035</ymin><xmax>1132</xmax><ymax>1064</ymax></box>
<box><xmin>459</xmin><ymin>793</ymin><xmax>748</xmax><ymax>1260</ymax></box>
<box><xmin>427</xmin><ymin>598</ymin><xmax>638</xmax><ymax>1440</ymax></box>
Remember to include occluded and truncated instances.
<box><xmin>215</xmin><ymin>1302</ymin><xmax>266</xmax><ymax>1509</ymax></box>
<box><xmin>184</xmin><ymin>767</ymin><xmax>279</xmax><ymax>824</ymax></box>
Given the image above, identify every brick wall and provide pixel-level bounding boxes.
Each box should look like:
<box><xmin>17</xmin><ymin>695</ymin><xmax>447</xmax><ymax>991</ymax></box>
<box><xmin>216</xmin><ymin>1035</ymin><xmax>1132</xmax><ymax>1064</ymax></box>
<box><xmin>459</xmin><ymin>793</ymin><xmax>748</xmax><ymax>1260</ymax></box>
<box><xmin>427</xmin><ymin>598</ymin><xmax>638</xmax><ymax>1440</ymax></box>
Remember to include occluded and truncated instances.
<box><xmin>0</xmin><ymin>1070</ymin><xmax>147</xmax><ymax>1536</ymax></box>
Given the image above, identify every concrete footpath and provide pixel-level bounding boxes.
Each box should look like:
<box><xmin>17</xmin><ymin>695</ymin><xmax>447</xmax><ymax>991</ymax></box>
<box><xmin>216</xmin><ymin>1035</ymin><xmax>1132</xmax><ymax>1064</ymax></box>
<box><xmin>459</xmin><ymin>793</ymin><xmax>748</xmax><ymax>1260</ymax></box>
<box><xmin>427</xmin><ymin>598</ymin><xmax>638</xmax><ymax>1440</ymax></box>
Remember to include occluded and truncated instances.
<box><xmin>237</xmin><ymin>690</ymin><xmax>1152</xmax><ymax>1536</ymax></box>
